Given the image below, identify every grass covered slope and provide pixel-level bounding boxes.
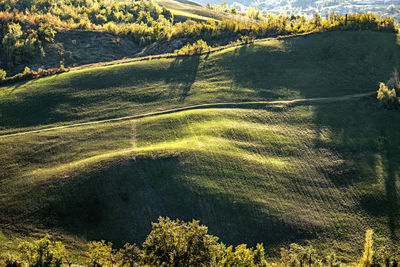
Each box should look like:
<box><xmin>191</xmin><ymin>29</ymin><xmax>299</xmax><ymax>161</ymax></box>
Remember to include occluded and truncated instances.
<box><xmin>1</xmin><ymin>96</ymin><xmax>399</xmax><ymax>258</ymax></box>
<box><xmin>1</xmin><ymin>31</ymin><xmax>399</xmax><ymax>134</ymax></box>
<box><xmin>0</xmin><ymin>31</ymin><xmax>400</xmax><ymax>259</ymax></box>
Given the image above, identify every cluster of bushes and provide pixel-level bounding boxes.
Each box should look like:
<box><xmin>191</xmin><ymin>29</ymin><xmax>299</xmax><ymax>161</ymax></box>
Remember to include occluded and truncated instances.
<box><xmin>0</xmin><ymin>65</ymin><xmax>68</xmax><ymax>85</ymax></box>
<box><xmin>1</xmin><ymin>217</ymin><xmax>399</xmax><ymax>267</ymax></box>
<box><xmin>175</xmin><ymin>39</ymin><xmax>211</xmax><ymax>55</ymax></box>
<box><xmin>0</xmin><ymin>1</ymin><xmax>397</xmax><ymax>49</ymax></box>
<box><xmin>0</xmin><ymin>1</ymin><xmax>398</xmax><ymax>73</ymax></box>
<box><xmin>377</xmin><ymin>69</ymin><xmax>400</xmax><ymax>109</ymax></box>
<box><xmin>0</xmin><ymin>16</ymin><xmax>56</xmax><ymax>69</ymax></box>
<box><xmin>0</xmin><ymin>0</ymin><xmax>173</xmax><ymax>26</ymax></box>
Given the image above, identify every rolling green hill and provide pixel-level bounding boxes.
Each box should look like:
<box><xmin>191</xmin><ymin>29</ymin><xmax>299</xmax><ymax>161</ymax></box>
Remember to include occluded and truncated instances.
<box><xmin>1</xmin><ymin>30</ymin><xmax>400</xmax><ymax>261</ymax></box>
<box><xmin>1</xmin><ymin>31</ymin><xmax>399</xmax><ymax>134</ymax></box>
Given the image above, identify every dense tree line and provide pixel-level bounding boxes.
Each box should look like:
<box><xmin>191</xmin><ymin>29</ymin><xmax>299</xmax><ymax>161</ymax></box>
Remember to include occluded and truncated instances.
<box><xmin>1</xmin><ymin>217</ymin><xmax>399</xmax><ymax>267</ymax></box>
<box><xmin>0</xmin><ymin>15</ymin><xmax>56</xmax><ymax>69</ymax></box>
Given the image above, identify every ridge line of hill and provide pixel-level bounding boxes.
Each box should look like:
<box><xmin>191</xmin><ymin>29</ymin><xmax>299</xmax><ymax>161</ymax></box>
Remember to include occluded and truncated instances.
<box><xmin>0</xmin><ymin>91</ymin><xmax>374</xmax><ymax>138</ymax></box>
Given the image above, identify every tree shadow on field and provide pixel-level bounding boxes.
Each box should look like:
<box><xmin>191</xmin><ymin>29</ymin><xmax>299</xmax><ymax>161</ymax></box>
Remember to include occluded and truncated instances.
<box><xmin>166</xmin><ymin>55</ymin><xmax>200</xmax><ymax>102</ymax></box>
<box><xmin>311</xmin><ymin>97</ymin><xmax>400</xmax><ymax>241</ymax></box>
<box><xmin>221</xmin><ymin>31</ymin><xmax>400</xmax><ymax>242</ymax></box>
<box><xmin>216</xmin><ymin>32</ymin><xmax>400</xmax><ymax>100</ymax></box>
<box><xmin>18</xmin><ymin>153</ymin><xmax>314</xmax><ymax>251</ymax></box>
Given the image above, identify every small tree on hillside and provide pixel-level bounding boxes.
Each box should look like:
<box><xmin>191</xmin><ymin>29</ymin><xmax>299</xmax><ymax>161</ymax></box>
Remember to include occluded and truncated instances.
<box><xmin>142</xmin><ymin>217</ymin><xmax>221</xmax><ymax>266</ymax></box>
<box><xmin>0</xmin><ymin>68</ymin><xmax>6</xmax><ymax>81</ymax></box>
<box><xmin>86</xmin><ymin>240</ymin><xmax>114</xmax><ymax>267</ymax></box>
<box><xmin>18</xmin><ymin>235</ymin><xmax>64</xmax><ymax>267</ymax></box>
<box><xmin>377</xmin><ymin>82</ymin><xmax>399</xmax><ymax>109</ymax></box>
<box><xmin>116</xmin><ymin>243</ymin><xmax>143</xmax><ymax>267</ymax></box>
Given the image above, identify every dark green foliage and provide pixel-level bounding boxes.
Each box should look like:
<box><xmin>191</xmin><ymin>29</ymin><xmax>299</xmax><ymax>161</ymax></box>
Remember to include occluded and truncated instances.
<box><xmin>219</xmin><ymin>243</ymin><xmax>268</xmax><ymax>266</ymax></box>
<box><xmin>142</xmin><ymin>217</ymin><xmax>221</xmax><ymax>266</ymax></box>
<box><xmin>0</xmin><ymin>20</ymin><xmax>55</xmax><ymax>69</ymax></box>
<box><xmin>161</xmin><ymin>7</ymin><xmax>173</xmax><ymax>23</ymax></box>
<box><xmin>3</xmin><ymin>257</ymin><xmax>22</xmax><ymax>267</ymax></box>
<box><xmin>86</xmin><ymin>240</ymin><xmax>114</xmax><ymax>267</ymax></box>
<box><xmin>37</xmin><ymin>23</ymin><xmax>55</xmax><ymax>43</ymax></box>
<box><xmin>116</xmin><ymin>243</ymin><xmax>143</xmax><ymax>267</ymax></box>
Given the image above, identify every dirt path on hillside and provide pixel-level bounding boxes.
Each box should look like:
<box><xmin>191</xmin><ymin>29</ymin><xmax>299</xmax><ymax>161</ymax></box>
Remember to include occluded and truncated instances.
<box><xmin>0</xmin><ymin>91</ymin><xmax>375</xmax><ymax>138</ymax></box>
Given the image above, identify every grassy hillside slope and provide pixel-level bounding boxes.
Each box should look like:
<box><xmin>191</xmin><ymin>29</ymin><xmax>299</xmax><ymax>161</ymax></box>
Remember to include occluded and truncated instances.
<box><xmin>1</xmin><ymin>97</ymin><xmax>399</xmax><ymax>259</ymax></box>
<box><xmin>1</xmin><ymin>31</ymin><xmax>399</xmax><ymax>134</ymax></box>
<box><xmin>0</xmin><ymin>31</ymin><xmax>400</xmax><ymax>260</ymax></box>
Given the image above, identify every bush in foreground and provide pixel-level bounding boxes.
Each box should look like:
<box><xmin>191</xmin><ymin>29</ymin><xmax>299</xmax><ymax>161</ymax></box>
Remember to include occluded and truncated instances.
<box><xmin>3</xmin><ymin>218</ymin><xmax>400</xmax><ymax>266</ymax></box>
<box><xmin>17</xmin><ymin>234</ymin><xmax>65</xmax><ymax>267</ymax></box>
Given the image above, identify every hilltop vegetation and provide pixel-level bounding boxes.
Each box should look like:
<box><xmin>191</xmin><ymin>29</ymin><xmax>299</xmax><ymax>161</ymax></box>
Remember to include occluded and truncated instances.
<box><xmin>0</xmin><ymin>0</ymin><xmax>397</xmax><ymax>76</ymax></box>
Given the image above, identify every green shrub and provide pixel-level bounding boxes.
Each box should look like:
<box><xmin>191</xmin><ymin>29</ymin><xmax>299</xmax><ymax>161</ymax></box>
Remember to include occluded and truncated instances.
<box><xmin>219</xmin><ymin>243</ymin><xmax>268</xmax><ymax>266</ymax></box>
<box><xmin>142</xmin><ymin>217</ymin><xmax>220</xmax><ymax>266</ymax></box>
<box><xmin>175</xmin><ymin>39</ymin><xmax>211</xmax><ymax>55</ymax></box>
<box><xmin>116</xmin><ymin>243</ymin><xmax>143</xmax><ymax>267</ymax></box>
<box><xmin>37</xmin><ymin>23</ymin><xmax>56</xmax><ymax>43</ymax></box>
<box><xmin>86</xmin><ymin>240</ymin><xmax>114</xmax><ymax>267</ymax></box>
<box><xmin>377</xmin><ymin>82</ymin><xmax>399</xmax><ymax>109</ymax></box>
<box><xmin>95</xmin><ymin>14</ymin><xmax>108</xmax><ymax>25</ymax></box>
<box><xmin>0</xmin><ymin>69</ymin><xmax>6</xmax><ymax>80</ymax></box>
<box><xmin>17</xmin><ymin>235</ymin><xmax>64</xmax><ymax>267</ymax></box>
<box><xmin>240</xmin><ymin>35</ymin><xmax>255</xmax><ymax>44</ymax></box>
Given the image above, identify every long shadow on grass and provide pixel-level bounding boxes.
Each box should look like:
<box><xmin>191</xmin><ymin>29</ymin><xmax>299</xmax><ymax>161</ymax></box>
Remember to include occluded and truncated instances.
<box><xmin>18</xmin><ymin>154</ymin><xmax>314</xmax><ymax>250</ymax></box>
<box><xmin>216</xmin><ymin>32</ymin><xmax>400</xmax><ymax>99</ymax></box>
<box><xmin>0</xmin><ymin>56</ymin><xmax>202</xmax><ymax>130</ymax></box>
<box><xmin>166</xmin><ymin>55</ymin><xmax>200</xmax><ymax>102</ymax></box>
<box><xmin>311</xmin><ymin>97</ymin><xmax>400</xmax><ymax>240</ymax></box>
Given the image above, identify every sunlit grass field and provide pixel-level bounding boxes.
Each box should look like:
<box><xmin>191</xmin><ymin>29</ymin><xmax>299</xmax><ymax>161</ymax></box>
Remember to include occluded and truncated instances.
<box><xmin>0</xmin><ymin>31</ymin><xmax>400</xmax><ymax>261</ymax></box>
<box><xmin>1</xmin><ymin>97</ymin><xmax>400</xmax><ymax>260</ymax></box>
<box><xmin>1</xmin><ymin>31</ymin><xmax>399</xmax><ymax>134</ymax></box>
